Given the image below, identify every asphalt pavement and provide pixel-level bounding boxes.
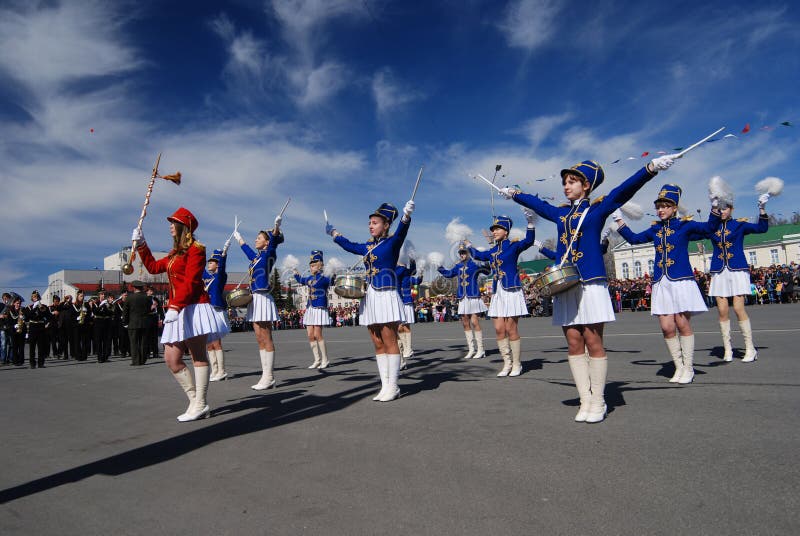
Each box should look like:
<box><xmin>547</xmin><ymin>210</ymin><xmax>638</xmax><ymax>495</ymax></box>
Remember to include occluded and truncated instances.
<box><xmin>1</xmin><ymin>303</ymin><xmax>799</xmax><ymax>535</ymax></box>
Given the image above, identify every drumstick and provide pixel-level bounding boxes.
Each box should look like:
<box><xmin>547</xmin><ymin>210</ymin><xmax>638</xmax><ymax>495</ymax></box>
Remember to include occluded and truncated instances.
<box><xmin>675</xmin><ymin>127</ymin><xmax>725</xmax><ymax>159</ymax></box>
<box><xmin>324</xmin><ymin>209</ymin><xmax>329</xmax><ymax>223</ymax></box>
<box><xmin>225</xmin><ymin>216</ymin><xmax>242</xmax><ymax>244</ymax></box>
<box><xmin>277</xmin><ymin>197</ymin><xmax>291</xmax><ymax>219</ymax></box>
<box><xmin>410</xmin><ymin>166</ymin><xmax>424</xmax><ymax>201</ymax></box>
<box><xmin>475</xmin><ymin>173</ymin><xmax>503</xmax><ymax>193</ymax></box>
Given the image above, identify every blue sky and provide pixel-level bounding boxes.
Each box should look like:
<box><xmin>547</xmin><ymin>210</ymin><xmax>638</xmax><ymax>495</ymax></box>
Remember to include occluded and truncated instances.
<box><xmin>1</xmin><ymin>0</ymin><xmax>798</xmax><ymax>297</ymax></box>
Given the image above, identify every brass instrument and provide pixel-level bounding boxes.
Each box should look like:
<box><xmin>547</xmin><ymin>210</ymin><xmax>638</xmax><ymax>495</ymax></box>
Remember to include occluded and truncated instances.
<box><xmin>78</xmin><ymin>305</ymin><xmax>86</xmax><ymax>325</ymax></box>
<box><xmin>16</xmin><ymin>311</ymin><xmax>24</xmax><ymax>334</ymax></box>
<box><xmin>121</xmin><ymin>153</ymin><xmax>182</xmax><ymax>275</ymax></box>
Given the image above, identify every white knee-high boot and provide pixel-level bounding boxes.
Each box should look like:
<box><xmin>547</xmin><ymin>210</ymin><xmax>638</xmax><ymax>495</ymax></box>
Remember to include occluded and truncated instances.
<box><xmin>585</xmin><ymin>356</ymin><xmax>608</xmax><ymax>423</ymax></box>
<box><xmin>179</xmin><ymin>365</ymin><xmax>210</xmax><ymax>422</ymax></box>
<box><xmin>496</xmin><ymin>338</ymin><xmax>512</xmax><ymax>377</ymax></box>
<box><xmin>318</xmin><ymin>339</ymin><xmax>329</xmax><ymax>369</ymax></box>
<box><xmin>172</xmin><ymin>366</ymin><xmax>196</xmax><ymax>420</ymax></box>
<box><xmin>568</xmin><ymin>354</ymin><xmax>591</xmax><ymax>422</ymax></box>
<box><xmin>401</xmin><ymin>331</ymin><xmax>413</xmax><ymax>358</ymax></box>
<box><xmin>719</xmin><ymin>320</ymin><xmax>733</xmax><ymax>361</ymax></box>
<box><xmin>678</xmin><ymin>335</ymin><xmax>695</xmax><ymax>384</ymax></box>
<box><xmin>664</xmin><ymin>336</ymin><xmax>683</xmax><ymax>383</ymax></box>
<box><xmin>739</xmin><ymin>319</ymin><xmax>758</xmax><ymax>362</ymax></box>
<box><xmin>207</xmin><ymin>349</ymin><xmax>219</xmax><ymax>380</ymax></box>
<box><xmin>308</xmin><ymin>341</ymin><xmax>321</xmax><ymax>368</ymax></box>
<box><xmin>473</xmin><ymin>331</ymin><xmax>485</xmax><ymax>359</ymax></box>
<box><xmin>373</xmin><ymin>354</ymin><xmax>388</xmax><ymax>401</ymax></box>
<box><xmin>214</xmin><ymin>349</ymin><xmax>227</xmax><ymax>381</ymax></box>
<box><xmin>463</xmin><ymin>331</ymin><xmax>475</xmax><ymax>359</ymax></box>
<box><xmin>252</xmin><ymin>349</ymin><xmax>275</xmax><ymax>390</ymax></box>
<box><xmin>378</xmin><ymin>354</ymin><xmax>401</xmax><ymax>402</ymax></box>
<box><xmin>508</xmin><ymin>339</ymin><xmax>522</xmax><ymax>377</ymax></box>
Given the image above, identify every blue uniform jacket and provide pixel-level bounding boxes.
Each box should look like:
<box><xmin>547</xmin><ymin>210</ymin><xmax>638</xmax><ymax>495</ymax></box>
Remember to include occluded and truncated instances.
<box><xmin>241</xmin><ymin>231</ymin><xmax>284</xmax><ymax>292</ymax></box>
<box><xmin>437</xmin><ymin>259</ymin><xmax>490</xmax><ymax>299</ymax></box>
<box><xmin>334</xmin><ymin>219</ymin><xmax>410</xmax><ymax>290</ymax></box>
<box><xmin>294</xmin><ymin>273</ymin><xmax>331</xmax><ymax>308</ymax></box>
<box><xmin>396</xmin><ymin>260</ymin><xmax>423</xmax><ymax>305</ymax></box>
<box><xmin>202</xmin><ymin>254</ymin><xmax>227</xmax><ymax>308</ymax></box>
<box><xmin>468</xmin><ymin>227</ymin><xmax>535</xmax><ymax>291</ymax></box>
<box><xmin>541</xmin><ymin>240</ymin><xmax>608</xmax><ymax>261</ymax></box>
<box><xmin>709</xmin><ymin>214</ymin><xmax>769</xmax><ymax>273</ymax></box>
<box><xmin>618</xmin><ymin>212</ymin><xmax>722</xmax><ymax>282</ymax></box>
<box><xmin>512</xmin><ymin>166</ymin><xmax>657</xmax><ymax>283</ymax></box>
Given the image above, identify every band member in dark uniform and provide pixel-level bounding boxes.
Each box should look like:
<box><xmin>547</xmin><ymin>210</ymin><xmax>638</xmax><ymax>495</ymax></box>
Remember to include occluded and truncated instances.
<box><xmin>57</xmin><ymin>295</ymin><xmax>73</xmax><ymax>359</ymax></box>
<box><xmin>93</xmin><ymin>290</ymin><xmax>113</xmax><ymax>362</ymax></box>
<box><xmin>68</xmin><ymin>290</ymin><xmax>90</xmax><ymax>361</ymax></box>
<box><xmin>25</xmin><ymin>290</ymin><xmax>52</xmax><ymax>368</ymax></box>
<box><xmin>0</xmin><ymin>293</ymin><xmax>12</xmax><ymax>365</ymax></box>
<box><xmin>114</xmin><ymin>291</ymin><xmax>130</xmax><ymax>357</ymax></box>
<box><xmin>8</xmin><ymin>296</ymin><xmax>26</xmax><ymax>366</ymax></box>
<box><xmin>144</xmin><ymin>287</ymin><xmax>163</xmax><ymax>362</ymax></box>
<box><xmin>124</xmin><ymin>281</ymin><xmax>151</xmax><ymax>366</ymax></box>
<box><xmin>48</xmin><ymin>295</ymin><xmax>62</xmax><ymax>358</ymax></box>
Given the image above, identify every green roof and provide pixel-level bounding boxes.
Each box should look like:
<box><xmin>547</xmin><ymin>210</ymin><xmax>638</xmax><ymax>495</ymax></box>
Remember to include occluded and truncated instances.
<box><xmin>518</xmin><ymin>258</ymin><xmax>553</xmax><ymax>274</ymax></box>
<box><xmin>691</xmin><ymin>222</ymin><xmax>800</xmax><ymax>253</ymax></box>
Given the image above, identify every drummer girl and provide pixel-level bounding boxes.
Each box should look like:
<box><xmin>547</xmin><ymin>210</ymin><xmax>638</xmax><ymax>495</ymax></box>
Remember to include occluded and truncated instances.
<box><xmin>437</xmin><ymin>243</ymin><xmax>491</xmax><ymax>359</ymax></box>
<box><xmin>707</xmin><ymin>190</ymin><xmax>770</xmax><ymax>362</ymax></box>
<box><xmin>465</xmin><ymin>209</ymin><xmax>536</xmax><ymax>377</ymax></box>
<box><xmin>293</xmin><ymin>250</ymin><xmax>332</xmax><ymax>369</ymax></box>
<box><xmin>612</xmin><ymin>185</ymin><xmax>721</xmax><ymax>384</ymax></box>
<box><xmin>502</xmin><ymin>156</ymin><xmax>676</xmax><ymax>423</ymax></box>
<box><xmin>396</xmin><ymin>256</ymin><xmax>423</xmax><ymax>369</ymax></box>
<box><xmin>203</xmin><ymin>243</ymin><xmax>230</xmax><ymax>381</ymax></box>
<box><xmin>234</xmin><ymin>215</ymin><xmax>284</xmax><ymax>390</ymax></box>
<box><xmin>132</xmin><ymin>207</ymin><xmax>229</xmax><ymax>422</ymax></box>
<box><xmin>326</xmin><ymin>200</ymin><xmax>415</xmax><ymax>402</ymax></box>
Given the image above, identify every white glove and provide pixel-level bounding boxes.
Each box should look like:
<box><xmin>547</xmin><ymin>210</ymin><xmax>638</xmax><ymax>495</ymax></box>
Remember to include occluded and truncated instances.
<box><xmin>533</xmin><ymin>239</ymin><xmax>543</xmax><ymax>249</ymax></box>
<box><xmin>403</xmin><ymin>200</ymin><xmax>415</xmax><ymax>218</ymax></box>
<box><xmin>131</xmin><ymin>227</ymin><xmax>144</xmax><ymax>244</ymax></box>
<box><xmin>223</xmin><ymin>238</ymin><xmax>231</xmax><ymax>251</ymax></box>
<box><xmin>611</xmin><ymin>209</ymin><xmax>624</xmax><ymax>222</ymax></box>
<box><xmin>758</xmin><ymin>193</ymin><xmax>770</xmax><ymax>208</ymax></box>
<box><xmin>499</xmin><ymin>187</ymin><xmax>516</xmax><ymax>199</ymax></box>
<box><xmin>325</xmin><ymin>223</ymin><xmax>336</xmax><ymax>237</ymax></box>
<box><xmin>523</xmin><ymin>208</ymin><xmax>536</xmax><ymax>225</ymax></box>
<box><xmin>164</xmin><ymin>309</ymin><xmax>179</xmax><ymax>323</ymax></box>
<box><xmin>274</xmin><ymin>215</ymin><xmax>282</xmax><ymax>227</ymax></box>
<box><xmin>601</xmin><ymin>227</ymin><xmax>612</xmax><ymax>241</ymax></box>
<box><xmin>650</xmin><ymin>154</ymin><xmax>677</xmax><ymax>171</ymax></box>
<box><xmin>233</xmin><ymin>230</ymin><xmax>242</xmax><ymax>242</ymax></box>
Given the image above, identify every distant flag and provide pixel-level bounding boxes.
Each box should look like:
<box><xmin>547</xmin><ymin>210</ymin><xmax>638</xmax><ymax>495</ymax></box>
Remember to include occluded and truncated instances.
<box><xmin>723</xmin><ymin>133</ymin><xmax>738</xmax><ymax>139</ymax></box>
<box><xmin>626</xmin><ymin>156</ymin><xmax>636</xmax><ymax>160</ymax></box>
<box><xmin>780</xmin><ymin>121</ymin><xmax>792</xmax><ymax>127</ymax></box>
<box><xmin>672</xmin><ymin>147</ymin><xmax>684</xmax><ymax>151</ymax></box>
<box><xmin>90</xmin><ymin>128</ymin><xmax>94</xmax><ymax>133</ymax></box>
<box><xmin>611</xmin><ymin>159</ymin><xmax>620</xmax><ymax>164</ymax></box>
<box><xmin>641</xmin><ymin>151</ymin><xmax>649</xmax><ymax>157</ymax></box>
<box><xmin>741</xmin><ymin>123</ymin><xmax>751</xmax><ymax>134</ymax></box>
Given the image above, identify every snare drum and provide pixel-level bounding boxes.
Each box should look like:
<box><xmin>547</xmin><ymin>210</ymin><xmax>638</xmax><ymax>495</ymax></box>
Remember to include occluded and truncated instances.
<box><xmin>532</xmin><ymin>264</ymin><xmax>581</xmax><ymax>297</ymax></box>
<box><xmin>226</xmin><ymin>287</ymin><xmax>253</xmax><ymax>307</ymax></box>
<box><xmin>334</xmin><ymin>273</ymin><xmax>367</xmax><ymax>299</ymax></box>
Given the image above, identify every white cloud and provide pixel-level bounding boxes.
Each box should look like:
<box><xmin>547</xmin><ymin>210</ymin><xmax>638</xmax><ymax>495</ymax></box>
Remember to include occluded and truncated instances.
<box><xmin>372</xmin><ymin>68</ymin><xmax>425</xmax><ymax>116</ymax></box>
<box><xmin>497</xmin><ymin>0</ymin><xmax>563</xmax><ymax>53</ymax></box>
<box><xmin>296</xmin><ymin>61</ymin><xmax>350</xmax><ymax>106</ymax></box>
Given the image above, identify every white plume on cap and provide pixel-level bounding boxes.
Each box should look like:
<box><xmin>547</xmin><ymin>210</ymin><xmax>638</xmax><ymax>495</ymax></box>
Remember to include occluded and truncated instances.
<box><xmin>755</xmin><ymin>176</ymin><xmax>784</xmax><ymax>196</ymax></box>
<box><xmin>620</xmin><ymin>201</ymin><xmax>644</xmax><ymax>221</ymax></box>
<box><xmin>445</xmin><ymin>218</ymin><xmax>473</xmax><ymax>243</ymax></box>
<box><xmin>323</xmin><ymin>257</ymin><xmax>345</xmax><ymax>277</ymax></box>
<box><xmin>509</xmin><ymin>228</ymin><xmax>525</xmax><ymax>241</ymax></box>
<box><xmin>281</xmin><ymin>254</ymin><xmax>299</xmax><ymax>272</ymax></box>
<box><xmin>399</xmin><ymin>241</ymin><xmax>416</xmax><ymax>266</ymax></box>
<box><xmin>415</xmin><ymin>257</ymin><xmax>427</xmax><ymax>272</ymax></box>
<box><xmin>428</xmin><ymin>251</ymin><xmax>445</xmax><ymax>267</ymax></box>
<box><xmin>708</xmin><ymin>176</ymin><xmax>735</xmax><ymax>207</ymax></box>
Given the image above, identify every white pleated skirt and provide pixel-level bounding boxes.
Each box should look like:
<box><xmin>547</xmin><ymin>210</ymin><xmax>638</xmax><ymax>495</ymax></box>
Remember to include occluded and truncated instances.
<box><xmin>458</xmin><ymin>297</ymin><xmax>488</xmax><ymax>315</ymax></box>
<box><xmin>402</xmin><ymin>304</ymin><xmax>415</xmax><ymax>325</ymax></box>
<box><xmin>651</xmin><ymin>278</ymin><xmax>708</xmax><ymax>315</ymax></box>
<box><xmin>709</xmin><ymin>268</ymin><xmax>751</xmax><ymax>297</ymax></box>
<box><xmin>359</xmin><ymin>286</ymin><xmax>406</xmax><ymax>326</ymax></box>
<box><xmin>207</xmin><ymin>305</ymin><xmax>230</xmax><ymax>342</ymax></box>
<box><xmin>488</xmin><ymin>283</ymin><xmax>528</xmax><ymax>318</ymax></box>
<box><xmin>161</xmin><ymin>303</ymin><xmax>230</xmax><ymax>344</ymax></box>
<box><xmin>303</xmin><ymin>306</ymin><xmax>331</xmax><ymax>326</ymax></box>
<box><xmin>552</xmin><ymin>282</ymin><xmax>615</xmax><ymax>327</ymax></box>
<box><xmin>247</xmin><ymin>291</ymin><xmax>279</xmax><ymax>322</ymax></box>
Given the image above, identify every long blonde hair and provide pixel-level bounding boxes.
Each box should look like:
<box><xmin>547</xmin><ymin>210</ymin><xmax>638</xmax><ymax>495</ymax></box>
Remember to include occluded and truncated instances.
<box><xmin>171</xmin><ymin>222</ymin><xmax>194</xmax><ymax>255</ymax></box>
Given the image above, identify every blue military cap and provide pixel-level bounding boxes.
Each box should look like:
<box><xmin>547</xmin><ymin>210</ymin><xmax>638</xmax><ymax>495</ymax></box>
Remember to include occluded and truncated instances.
<box><xmin>655</xmin><ymin>184</ymin><xmax>682</xmax><ymax>205</ymax></box>
<box><xmin>370</xmin><ymin>203</ymin><xmax>398</xmax><ymax>224</ymax></box>
<box><xmin>561</xmin><ymin>160</ymin><xmax>605</xmax><ymax>193</ymax></box>
<box><xmin>309</xmin><ymin>250</ymin><xmax>324</xmax><ymax>264</ymax></box>
<box><xmin>209</xmin><ymin>249</ymin><xmax>224</xmax><ymax>263</ymax></box>
<box><xmin>490</xmin><ymin>215</ymin><xmax>513</xmax><ymax>232</ymax></box>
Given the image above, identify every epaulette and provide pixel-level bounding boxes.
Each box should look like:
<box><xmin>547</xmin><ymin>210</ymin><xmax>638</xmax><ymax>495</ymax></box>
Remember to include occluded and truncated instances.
<box><xmin>737</xmin><ymin>217</ymin><xmax>750</xmax><ymax>222</ymax></box>
<box><xmin>651</xmin><ymin>220</ymin><xmax>659</xmax><ymax>225</ymax></box>
<box><xmin>510</xmin><ymin>238</ymin><xmax>520</xmax><ymax>243</ymax></box>
<box><xmin>193</xmin><ymin>241</ymin><xmax>206</xmax><ymax>250</ymax></box>
<box><xmin>559</xmin><ymin>203</ymin><xmax>570</xmax><ymax>208</ymax></box>
<box><xmin>591</xmin><ymin>195</ymin><xmax>606</xmax><ymax>205</ymax></box>
<box><xmin>681</xmin><ymin>215</ymin><xmax>694</xmax><ymax>222</ymax></box>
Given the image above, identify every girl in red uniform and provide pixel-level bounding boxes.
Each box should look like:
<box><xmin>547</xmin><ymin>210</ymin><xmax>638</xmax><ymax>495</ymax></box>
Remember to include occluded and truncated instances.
<box><xmin>132</xmin><ymin>207</ymin><xmax>229</xmax><ymax>422</ymax></box>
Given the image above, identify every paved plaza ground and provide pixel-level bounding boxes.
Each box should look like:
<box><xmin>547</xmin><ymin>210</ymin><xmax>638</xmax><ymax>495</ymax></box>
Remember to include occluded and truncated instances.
<box><xmin>1</xmin><ymin>304</ymin><xmax>799</xmax><ymax>535</ymax></box>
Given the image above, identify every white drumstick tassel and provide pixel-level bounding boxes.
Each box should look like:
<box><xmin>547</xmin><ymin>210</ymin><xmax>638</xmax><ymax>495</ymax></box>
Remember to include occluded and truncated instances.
<box><xmin>755</xmin><ymin>176</ymin><xmax>784</xmax><ymax>196</ymax></box>
<box><xmin>445</xmin><ymin>217</ymin><xmax>474</xmax><ymax>243</ymax></box>
<box><xmin>709</xmin><ymin>176</ymin><xmax>735</xmax><ymax>207</ymax></box>
<box><xmin>620</xmin><ymin>201</ymin><xmax>644</xmax><ymax>221</ymax></box>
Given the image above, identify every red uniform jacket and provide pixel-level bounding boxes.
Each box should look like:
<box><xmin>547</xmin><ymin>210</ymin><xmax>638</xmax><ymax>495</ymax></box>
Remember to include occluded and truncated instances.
<box><xmin>137</xmin><ymin>242</ymin><xmax>209</xmax><ymax>311</ymax></box>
